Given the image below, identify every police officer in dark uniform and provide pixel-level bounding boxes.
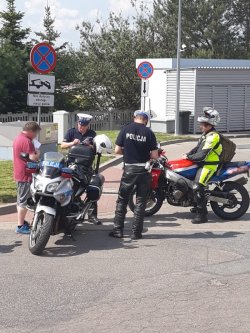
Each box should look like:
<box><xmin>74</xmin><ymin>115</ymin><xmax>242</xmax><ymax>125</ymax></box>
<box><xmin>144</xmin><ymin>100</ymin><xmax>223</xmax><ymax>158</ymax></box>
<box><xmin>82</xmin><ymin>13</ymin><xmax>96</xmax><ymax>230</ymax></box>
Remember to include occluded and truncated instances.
<box><xmin>109</xmin><ymin>110</ymin><xmax>158</xmax><ymax>240</ymax></box>
<box><xmin>61</xmin><ymin>113</ymin><xmax>101</xmax><ymax>225</ymax></box>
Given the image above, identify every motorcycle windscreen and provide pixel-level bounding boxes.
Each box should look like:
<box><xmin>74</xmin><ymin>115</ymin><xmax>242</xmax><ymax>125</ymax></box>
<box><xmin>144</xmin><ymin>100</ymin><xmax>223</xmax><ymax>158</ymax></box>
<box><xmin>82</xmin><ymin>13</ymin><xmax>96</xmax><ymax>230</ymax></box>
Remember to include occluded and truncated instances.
<box><xmin>40</xmin><ymin>152</ymin><xmax>66</xmax><ymax>179</ymax></box>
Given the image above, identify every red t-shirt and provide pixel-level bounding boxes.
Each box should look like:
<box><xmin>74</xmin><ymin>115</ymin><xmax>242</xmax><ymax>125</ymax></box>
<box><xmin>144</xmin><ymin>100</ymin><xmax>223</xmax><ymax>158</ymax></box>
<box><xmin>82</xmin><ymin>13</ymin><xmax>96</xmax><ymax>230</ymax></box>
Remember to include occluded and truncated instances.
<box><xmin>13</xmin><ymin>133</ymin><xmax>36</xmax><ymax>182</ymax></box>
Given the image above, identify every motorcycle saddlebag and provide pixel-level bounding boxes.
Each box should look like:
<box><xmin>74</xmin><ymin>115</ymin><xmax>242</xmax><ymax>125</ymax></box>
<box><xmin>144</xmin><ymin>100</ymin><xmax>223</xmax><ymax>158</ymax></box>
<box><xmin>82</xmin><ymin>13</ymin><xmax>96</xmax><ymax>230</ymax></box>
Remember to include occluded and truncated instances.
<box><xmin>68</xmin><ymin>145</ymin><xmax>95</xmax><ymax>167</ymax></box>
<box><xmin>86</xmin><ymin>174</ymin><xmax>105</xmax><ymax>201</ymax></box>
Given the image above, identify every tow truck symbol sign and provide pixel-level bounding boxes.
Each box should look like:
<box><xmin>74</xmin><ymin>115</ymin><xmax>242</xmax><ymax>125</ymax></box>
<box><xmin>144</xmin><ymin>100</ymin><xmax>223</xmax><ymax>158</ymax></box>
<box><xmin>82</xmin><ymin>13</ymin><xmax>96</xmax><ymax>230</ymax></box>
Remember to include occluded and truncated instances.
<box><xmin>29</xmin><ymin>79</ymin><xmax>51</xmax><ymax>90</ymax></box>
<box><xmin>28</xmin><ymin>73</ymin><xmax>55</xmax><ymax>93</ymax></box>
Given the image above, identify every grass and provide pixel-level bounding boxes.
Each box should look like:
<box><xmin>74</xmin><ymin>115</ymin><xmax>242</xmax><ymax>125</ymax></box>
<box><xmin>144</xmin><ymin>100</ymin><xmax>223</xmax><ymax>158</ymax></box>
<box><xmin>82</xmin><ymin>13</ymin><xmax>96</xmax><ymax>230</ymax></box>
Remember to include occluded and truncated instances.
<box><xmin>0</xmin><ymin>161</ymin><xmax>16</xmax><ymax>203</ymax></box>
<box><xmin>0</xmin><ymin>131</ymin><xmax>190</xmax><ymax>203</ymax></box>
<box><xmin>96</xmin><ymin>131</ymin><xmax>190</xmax><ymax>147</ymax></box>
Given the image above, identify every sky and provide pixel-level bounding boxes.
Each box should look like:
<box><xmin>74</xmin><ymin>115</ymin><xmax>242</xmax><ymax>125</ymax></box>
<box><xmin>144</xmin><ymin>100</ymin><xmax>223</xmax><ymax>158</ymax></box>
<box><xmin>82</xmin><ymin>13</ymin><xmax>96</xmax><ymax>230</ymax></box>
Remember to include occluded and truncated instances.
<box><xmin>0</xmin><ymin>0</ymin><xmax>152</xmax><ymax>48</ymax></box>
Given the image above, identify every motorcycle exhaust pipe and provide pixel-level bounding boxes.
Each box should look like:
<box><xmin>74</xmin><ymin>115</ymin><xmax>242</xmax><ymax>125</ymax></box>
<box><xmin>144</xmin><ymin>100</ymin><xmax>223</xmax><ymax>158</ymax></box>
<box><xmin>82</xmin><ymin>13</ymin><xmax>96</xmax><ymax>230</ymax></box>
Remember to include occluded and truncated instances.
<box><xmin>234</xmin><ymin>177</ymin><xmax>248</xmax><ymax>186</ymax></box>
<box><xmin>209</xmin><ymin>196</ymin><xmax>230</xmax><ymax>204</ymax></box>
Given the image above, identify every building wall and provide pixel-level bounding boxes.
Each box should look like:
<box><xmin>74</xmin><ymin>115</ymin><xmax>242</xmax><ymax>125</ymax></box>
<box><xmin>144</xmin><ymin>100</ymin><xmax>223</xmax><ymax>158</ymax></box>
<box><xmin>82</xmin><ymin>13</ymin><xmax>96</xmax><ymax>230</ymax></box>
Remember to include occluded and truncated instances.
<box><xmin>196</xmin><ymin>69</ymin><xmax>250</xmax><ymax>85</ymax></box>
<box><xmin>166</xmin><ymin>69</ymin><xmax>196</xmax><ymax>120</ymax></box>
<box><xmin>195</xmin><ymin>69</ymin><xmax>250</xmax><ymax>132</ymax></box>
<box><xmin>145</xmin><ymin>69</ymin><xmax>167</xmax><ymax>120</ymax></box>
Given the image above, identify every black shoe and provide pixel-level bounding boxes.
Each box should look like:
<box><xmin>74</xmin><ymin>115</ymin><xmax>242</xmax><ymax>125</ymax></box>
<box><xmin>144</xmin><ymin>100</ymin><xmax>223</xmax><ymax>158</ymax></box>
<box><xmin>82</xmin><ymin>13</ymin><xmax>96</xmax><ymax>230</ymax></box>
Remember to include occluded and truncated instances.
<box><xmin>109</xmin><ymin>230</ymin><xmax>123</xmax><ymax>238</ymax></box>
<box><xmin>191</xmin><ymin>215</ymin><xmax>208</xmax><ymax>224</ymax></box>
<box><xmin>89</xmin><ymin>216</ymin><xmax>102</xmax><ymax>225</ymax></box>
<box><xmin>131</xmin><ymin>233</ymin><xmax>143</xmax><ymax>240</ymax></box>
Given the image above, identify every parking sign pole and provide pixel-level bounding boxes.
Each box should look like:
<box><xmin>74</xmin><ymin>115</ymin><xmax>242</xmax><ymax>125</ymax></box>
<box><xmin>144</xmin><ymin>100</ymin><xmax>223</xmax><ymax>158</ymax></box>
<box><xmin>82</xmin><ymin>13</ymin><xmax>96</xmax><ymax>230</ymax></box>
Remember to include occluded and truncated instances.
<box><xmin>37</xmin><ymin>106</ymin><xmax>41</xmax><ymax>140</ymax></box>
<box><xmin>137</xmin><ymin>62</ymin><xmax>154</xmax><ymax>112</ymax></box>
<box><xmin>38</xmin><ymin>106</ymin><xmax>41</xmax><ymax>126</ymax></box>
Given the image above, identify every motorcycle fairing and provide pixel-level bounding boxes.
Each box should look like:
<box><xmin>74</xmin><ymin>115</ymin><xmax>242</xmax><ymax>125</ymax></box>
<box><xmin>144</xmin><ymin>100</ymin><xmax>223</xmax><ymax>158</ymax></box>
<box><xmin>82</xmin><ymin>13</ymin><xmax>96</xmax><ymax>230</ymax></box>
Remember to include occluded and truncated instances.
<box><xmin>167</xmin><ymin>159</ymin><xmax>250</xmax><ymax>183</ymax></box>
<box><xmin>210</xmin><ymin>161</ymin><xmax>250</xmax><ymax>182</ymax></box>
<box><xmin>167</xmin><ymin>159</ymin><xmax>198</xmax><ymax>180</ymax></box>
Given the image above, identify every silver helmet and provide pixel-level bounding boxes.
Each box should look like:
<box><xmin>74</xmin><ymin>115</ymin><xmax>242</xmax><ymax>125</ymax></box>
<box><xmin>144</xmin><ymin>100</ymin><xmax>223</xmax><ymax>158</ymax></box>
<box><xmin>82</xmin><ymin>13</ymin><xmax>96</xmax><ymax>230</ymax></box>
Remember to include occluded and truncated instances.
<box><xmin>198</xmin><ymin>107</ymin><xmax>220</xmax><ymax>126</ymax></box>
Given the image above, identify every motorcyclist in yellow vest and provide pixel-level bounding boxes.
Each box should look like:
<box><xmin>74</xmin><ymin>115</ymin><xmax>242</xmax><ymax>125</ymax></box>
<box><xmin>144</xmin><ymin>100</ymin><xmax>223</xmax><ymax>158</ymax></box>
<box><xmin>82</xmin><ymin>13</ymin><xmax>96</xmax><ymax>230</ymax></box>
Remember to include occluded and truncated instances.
<box><xmin>184</xmin><ymin>108</ymin><xmax>222</xmax><ymax>224</ymax></box>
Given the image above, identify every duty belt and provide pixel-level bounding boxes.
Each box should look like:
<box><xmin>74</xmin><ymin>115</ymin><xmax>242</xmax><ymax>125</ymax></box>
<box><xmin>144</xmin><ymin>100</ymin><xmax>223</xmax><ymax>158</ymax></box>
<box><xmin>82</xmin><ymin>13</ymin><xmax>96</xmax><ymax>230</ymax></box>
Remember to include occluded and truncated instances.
<box><xmin>124</xmin><ymin>163</ymin><xmax>146</xmax><ymax>167</ymax></box>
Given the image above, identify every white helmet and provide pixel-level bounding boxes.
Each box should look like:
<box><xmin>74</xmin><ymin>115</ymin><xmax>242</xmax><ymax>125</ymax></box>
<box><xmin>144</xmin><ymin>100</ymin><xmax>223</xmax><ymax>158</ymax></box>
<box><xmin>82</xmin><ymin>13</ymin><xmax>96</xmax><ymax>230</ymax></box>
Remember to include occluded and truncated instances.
<box><xmin>94</xmin><ymin>134</ymin><xmax>113</xmax><ymax>154</ymax></box>
<box><xmin>198</xmin><ymin>107</ymin><xmax>220</xmax><ymax>126</ymax></box>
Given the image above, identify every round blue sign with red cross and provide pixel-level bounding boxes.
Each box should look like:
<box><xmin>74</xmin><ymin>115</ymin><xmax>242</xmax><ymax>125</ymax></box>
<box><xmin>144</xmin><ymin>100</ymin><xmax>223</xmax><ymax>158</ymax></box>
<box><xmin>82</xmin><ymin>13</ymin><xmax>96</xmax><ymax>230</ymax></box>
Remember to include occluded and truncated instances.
<box><xmin>137</xmin><ymin>61</ymin><xmax>154</xmax><ymax>80</ymax></box>
<box><xmin>30</xmin><ymin>42</ymin><xmax>57</xmax><ymax>74</ymax></box>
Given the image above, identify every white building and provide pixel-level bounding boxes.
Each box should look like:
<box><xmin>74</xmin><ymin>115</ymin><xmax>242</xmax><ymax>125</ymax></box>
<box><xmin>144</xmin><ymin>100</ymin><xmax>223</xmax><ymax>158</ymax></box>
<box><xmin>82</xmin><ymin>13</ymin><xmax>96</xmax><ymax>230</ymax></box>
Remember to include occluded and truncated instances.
<box><xmin>136</xmin><ymin>58</ymin><xmax>250</xmax><ymax>133</ymax></box>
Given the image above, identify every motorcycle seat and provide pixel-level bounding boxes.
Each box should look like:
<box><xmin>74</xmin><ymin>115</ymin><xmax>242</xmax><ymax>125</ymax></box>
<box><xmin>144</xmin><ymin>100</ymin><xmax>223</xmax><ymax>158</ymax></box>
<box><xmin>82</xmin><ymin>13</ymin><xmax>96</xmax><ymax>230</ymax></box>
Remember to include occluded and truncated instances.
<box><xmin>223</xmin><ymin>161</ymin><xmax>246</xmax><ymax>168</ymax></box>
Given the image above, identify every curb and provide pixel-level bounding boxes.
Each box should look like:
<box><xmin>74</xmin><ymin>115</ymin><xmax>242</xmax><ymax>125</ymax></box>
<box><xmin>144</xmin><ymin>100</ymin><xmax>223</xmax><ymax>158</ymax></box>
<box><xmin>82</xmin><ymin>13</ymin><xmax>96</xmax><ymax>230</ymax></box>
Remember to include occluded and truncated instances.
<box><xmin>99</xmin><ymin>155</ymin><xmax>123</xmax><ymax>172</ymax></box>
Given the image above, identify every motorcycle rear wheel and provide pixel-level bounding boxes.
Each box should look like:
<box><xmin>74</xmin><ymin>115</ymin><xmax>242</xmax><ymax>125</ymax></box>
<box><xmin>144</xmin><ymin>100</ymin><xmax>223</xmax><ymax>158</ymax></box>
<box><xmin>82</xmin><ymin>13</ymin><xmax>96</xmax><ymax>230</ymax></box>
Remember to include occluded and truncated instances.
<box><xmin>129</xmin><ymin>189</ymin><xmax>164</xmax><ymax>217</ymax></box>
<box><xmin>29</xmin><ymin>212</ymin><xmax>54</xmax><ymax>255</ymax></box>
<box><xmin>210</xmin><ymin>182</ymin><xmax>249</xmax><ymax>220</ymax></box>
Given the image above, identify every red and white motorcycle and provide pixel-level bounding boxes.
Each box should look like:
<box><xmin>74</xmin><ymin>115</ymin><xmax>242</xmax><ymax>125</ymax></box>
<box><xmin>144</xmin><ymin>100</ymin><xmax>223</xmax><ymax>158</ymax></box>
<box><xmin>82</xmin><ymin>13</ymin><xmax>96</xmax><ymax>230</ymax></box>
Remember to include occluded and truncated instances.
<box><xmin>129</xmin><ymin>149</ymin><xmax>250</xmax><ymax>220</ymax></box>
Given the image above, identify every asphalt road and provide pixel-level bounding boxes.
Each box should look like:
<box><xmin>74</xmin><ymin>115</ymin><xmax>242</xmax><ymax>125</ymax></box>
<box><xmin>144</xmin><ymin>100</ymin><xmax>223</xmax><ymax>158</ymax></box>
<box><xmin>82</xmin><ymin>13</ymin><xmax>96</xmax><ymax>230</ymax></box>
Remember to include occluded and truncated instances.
<box><xmin>0</xmin><ymin>138</ymin><xmax>250</xmax><ymax>333</ymax></box>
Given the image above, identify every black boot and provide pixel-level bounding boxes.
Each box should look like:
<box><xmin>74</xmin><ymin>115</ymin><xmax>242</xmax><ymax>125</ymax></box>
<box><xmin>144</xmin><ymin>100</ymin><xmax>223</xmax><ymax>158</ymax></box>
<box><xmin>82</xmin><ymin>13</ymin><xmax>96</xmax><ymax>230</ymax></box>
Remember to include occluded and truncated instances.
<box><xmin>110</xmin><ymin>199</ymin><xmax>127</xmax><ymax>239</ymax></box>
<box><xmin>191</xmin><ymin>212</ymin><xmax>208</xmax><ymax>224</ymax></box>
<box><xmin>109</xmin><ymin>230</ymin><xmax>124</xmax><ymax>238</ymax></box>
<box><xmin>131</xmin><ymin>233</ymin><xmax>143</xmax><ymax>240</ymax></box>
<box><xmin>88</xmin><ymin>202</ymin><xmax>102</xmax><ymax>225</ymax></box>
<box><xmin>192</xmin><ymin>184</ymin><xmax>208</xmax><ymax>224</ymax></box>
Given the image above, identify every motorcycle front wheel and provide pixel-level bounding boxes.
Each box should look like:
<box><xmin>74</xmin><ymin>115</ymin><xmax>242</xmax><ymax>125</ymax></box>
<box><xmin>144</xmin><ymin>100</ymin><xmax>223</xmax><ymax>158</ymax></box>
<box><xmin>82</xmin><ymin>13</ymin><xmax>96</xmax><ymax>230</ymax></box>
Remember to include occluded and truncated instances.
<box><xmin>129</xmin><ymin>189</ymin><xmax>164</xmax><ymax>217</ymax></box>
<box><xmin>29</xmin><ymin>212</ymin><xmax>54</xmax><ymax>255</ymax></box>
<box><xmin>210</xmin><ymin>182</ymin><xmax>250</xmax><ymax>220</ymax></box>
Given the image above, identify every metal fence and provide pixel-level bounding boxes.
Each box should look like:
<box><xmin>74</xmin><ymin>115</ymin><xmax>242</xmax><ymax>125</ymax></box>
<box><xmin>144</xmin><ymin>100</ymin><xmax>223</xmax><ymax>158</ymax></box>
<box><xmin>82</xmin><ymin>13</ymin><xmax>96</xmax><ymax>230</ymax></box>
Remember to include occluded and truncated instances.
<box><xmin>0</xmin><ymin>112</ymin><xmax>53</xmax><ymax>123</ymax></box>
<box><xmin>0</xmin><ymin>110</ymin><xmax>134</xmax><ymax>130</ymax></box>
<box><xmin>69</xmin><ymin>110</ymin><xmax>134</xmax><ymax>131</ymax></box>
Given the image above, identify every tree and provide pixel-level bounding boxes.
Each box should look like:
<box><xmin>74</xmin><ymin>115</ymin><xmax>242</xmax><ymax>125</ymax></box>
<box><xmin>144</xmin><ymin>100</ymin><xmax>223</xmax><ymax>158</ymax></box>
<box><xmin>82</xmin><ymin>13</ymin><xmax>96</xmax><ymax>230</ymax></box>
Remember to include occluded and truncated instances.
<box><xmin>0</xmin><ymin>0</ymin><xmax>30</xmax><ymax>114</ymax></box>
<box><xmin>0</xmin><ymin>0</ymin><xmax>30</xmax><ymax>48</ymax></box>
<box><xmin>227</xmin><ymin>0</ymin><xmax>250</xmax><ymax>58</ymax></box>
<box><xmin>151</xmin><ymin>0</ymin><xmax>235</xmax><ymax>59</ymax></box>
<box><xmin>33</xmin><ymin>5</ymin><xmax>67</xmax><ymax>51</ymax></box>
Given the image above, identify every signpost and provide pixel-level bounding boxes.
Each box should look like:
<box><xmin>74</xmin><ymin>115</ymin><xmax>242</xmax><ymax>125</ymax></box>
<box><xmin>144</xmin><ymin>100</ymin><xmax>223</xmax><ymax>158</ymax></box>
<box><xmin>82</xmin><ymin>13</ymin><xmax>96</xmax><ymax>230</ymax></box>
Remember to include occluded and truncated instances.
<box><xmin>137</xmin><ymin>61</ymin><xmax>154</xmax><ymax>111</ymax></box>
<box><xmin>28</xmin><ymin>42</ymin><xmax>56</xmax><ymax>128</ymax></box>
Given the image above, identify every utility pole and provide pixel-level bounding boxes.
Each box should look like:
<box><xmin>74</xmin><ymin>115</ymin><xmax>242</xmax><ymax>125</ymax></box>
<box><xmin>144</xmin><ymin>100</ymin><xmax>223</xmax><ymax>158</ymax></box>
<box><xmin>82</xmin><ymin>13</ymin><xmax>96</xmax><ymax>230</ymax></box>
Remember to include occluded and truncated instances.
<box><xmin>175</xmin><ymin>0</ymin><xmax>182</xmax><ymax>135</ymax></box>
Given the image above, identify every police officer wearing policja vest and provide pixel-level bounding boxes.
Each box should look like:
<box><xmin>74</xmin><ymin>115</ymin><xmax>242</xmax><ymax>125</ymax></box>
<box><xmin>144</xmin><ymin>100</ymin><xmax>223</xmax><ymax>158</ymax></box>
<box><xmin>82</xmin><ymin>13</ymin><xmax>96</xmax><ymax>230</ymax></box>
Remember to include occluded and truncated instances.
<box><xmin>109</xmin><ymin>110</ymin><xmax>159</xmax><ymax>240</ymax></box>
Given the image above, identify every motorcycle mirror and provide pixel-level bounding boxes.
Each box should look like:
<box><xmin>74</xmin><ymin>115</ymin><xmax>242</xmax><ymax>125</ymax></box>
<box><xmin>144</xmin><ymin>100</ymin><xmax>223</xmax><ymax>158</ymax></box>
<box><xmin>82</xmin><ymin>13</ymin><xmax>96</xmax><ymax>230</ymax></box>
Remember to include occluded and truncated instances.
<box><xmin>20</xmin><ymin>152</ymin><xmax>29</xmax><ymax>160</ymax></box>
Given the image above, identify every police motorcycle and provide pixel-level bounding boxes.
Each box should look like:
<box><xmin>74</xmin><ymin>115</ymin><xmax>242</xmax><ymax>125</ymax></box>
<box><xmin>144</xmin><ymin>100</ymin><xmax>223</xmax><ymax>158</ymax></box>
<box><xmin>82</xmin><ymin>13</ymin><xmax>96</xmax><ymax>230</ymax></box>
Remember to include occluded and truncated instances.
<box><xmin>129</xmin><ymin>148</ymin><xmax>250</xmax><ymax>220</ymax></box>
<box><xmin>21</xmin><ymin>134</ymin><xmax>112</xmax><ymax>255</ymax></box>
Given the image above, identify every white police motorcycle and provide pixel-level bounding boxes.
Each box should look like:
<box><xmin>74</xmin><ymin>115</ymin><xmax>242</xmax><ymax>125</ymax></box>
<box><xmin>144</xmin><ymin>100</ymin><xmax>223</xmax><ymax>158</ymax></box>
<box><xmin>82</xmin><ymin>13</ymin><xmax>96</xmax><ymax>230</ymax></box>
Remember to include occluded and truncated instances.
<box><xmin>23</xmin><ymin>134</ymin><xmax>112</xmax><ymax>255</ymax></box>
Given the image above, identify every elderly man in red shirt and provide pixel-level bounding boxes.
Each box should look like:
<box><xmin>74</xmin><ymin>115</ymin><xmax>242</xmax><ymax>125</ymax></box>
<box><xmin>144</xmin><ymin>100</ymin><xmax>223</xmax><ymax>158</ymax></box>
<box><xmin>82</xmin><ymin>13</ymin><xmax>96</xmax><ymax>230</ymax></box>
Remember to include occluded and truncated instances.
<box><xmin>13</xmin><ymin>122</ymin><xmax>41</xmax><ymax>234</ymax></box>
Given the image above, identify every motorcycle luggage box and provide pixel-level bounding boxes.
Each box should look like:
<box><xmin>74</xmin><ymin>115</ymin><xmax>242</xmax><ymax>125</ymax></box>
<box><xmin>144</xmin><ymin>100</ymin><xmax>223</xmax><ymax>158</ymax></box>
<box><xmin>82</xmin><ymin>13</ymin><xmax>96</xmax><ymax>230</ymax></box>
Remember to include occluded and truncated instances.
<box><xmin>86</xmin><ymin>174</ymin><xmax>105</xmax><ymax>201</ymax></box>
<box><xmin>68</xmin><ymin>145</ymin><xmax>95</xmax><ymax>167</ymax></box>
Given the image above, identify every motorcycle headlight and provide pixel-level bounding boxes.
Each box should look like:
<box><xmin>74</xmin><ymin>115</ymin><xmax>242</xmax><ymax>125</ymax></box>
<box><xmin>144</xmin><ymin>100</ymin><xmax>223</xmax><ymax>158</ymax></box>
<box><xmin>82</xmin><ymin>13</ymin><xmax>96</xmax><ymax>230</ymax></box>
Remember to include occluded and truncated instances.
<box><xmin>36</xmin><ymin>181</ymin><xmax>43</xmax><ymax>191</ymax></box>
<box><xmin>46</xmin><ymin>182</ymin><xmax>60</xmax><ymax>193</ymax></box>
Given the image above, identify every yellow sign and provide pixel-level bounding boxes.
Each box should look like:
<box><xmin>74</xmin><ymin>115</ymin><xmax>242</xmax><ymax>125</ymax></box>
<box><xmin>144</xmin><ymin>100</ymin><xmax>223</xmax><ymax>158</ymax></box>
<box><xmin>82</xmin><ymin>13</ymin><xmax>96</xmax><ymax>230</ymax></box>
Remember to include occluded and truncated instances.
<box><xmin>46</xmin><ymin>127</ymin><xmax>51</xmax><ymax>139</ymax></box>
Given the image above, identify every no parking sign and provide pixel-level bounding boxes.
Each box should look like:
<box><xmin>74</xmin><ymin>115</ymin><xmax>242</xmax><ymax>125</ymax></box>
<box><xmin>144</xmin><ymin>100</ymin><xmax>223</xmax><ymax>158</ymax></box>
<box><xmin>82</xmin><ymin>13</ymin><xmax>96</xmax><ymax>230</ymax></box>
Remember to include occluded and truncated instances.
<box><xmin>137</xmin><ymin>61</ymin><xmax>154</xmax><ymax>80</ymax></box>
<box><xmin>30</xmin><ymin>42</ymin><xmax>57</xmax><ymax>74</ymax></box>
